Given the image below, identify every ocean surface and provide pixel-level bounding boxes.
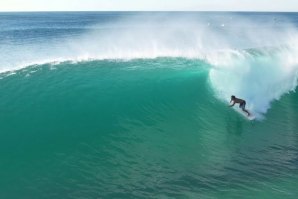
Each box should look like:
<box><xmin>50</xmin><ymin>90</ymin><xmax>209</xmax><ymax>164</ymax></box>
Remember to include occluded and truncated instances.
<box><xmin>0</xmin><ymin>12</ymin><xmax>298</xmax><ymax>198</ymax></box>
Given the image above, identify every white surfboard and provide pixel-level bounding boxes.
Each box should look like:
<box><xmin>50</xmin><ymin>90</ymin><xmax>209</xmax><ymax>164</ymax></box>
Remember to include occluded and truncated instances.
<box><xmin>233</xmin><ymin>107</ymin><xmax>255</xmax><ymax>120</ymax></box>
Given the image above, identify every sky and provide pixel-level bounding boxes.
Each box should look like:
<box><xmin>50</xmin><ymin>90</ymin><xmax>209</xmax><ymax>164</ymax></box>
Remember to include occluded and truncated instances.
<box><xmin>0</xmin><ymin>0</ymin><xmax>297</xmax><ymax>12</ymax></box>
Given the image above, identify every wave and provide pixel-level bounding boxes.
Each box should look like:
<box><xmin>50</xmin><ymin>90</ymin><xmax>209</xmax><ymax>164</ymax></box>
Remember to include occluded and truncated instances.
<box><xmin>1</xmin><ymin>13</ymin><xmax>298</xmax><ymax>119</ymax></box>
<box><xmin>3</xmin><ymin>48</ymin><xmax>297</xmax><ymax>120</ymax></box>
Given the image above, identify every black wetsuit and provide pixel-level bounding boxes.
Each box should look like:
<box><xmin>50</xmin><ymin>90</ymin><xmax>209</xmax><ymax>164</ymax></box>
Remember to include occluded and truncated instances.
<box><xmin>239</xmin><ymin>101</ymin><xmax>246</xmax><ymax>110</ymax></box>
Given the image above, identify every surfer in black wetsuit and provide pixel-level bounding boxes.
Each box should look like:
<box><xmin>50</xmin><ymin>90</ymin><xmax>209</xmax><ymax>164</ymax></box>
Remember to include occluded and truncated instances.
<box><xmin>229</xmin><ymin>95</ymin><xmax>250</xmax><ymax>116</ymax></box>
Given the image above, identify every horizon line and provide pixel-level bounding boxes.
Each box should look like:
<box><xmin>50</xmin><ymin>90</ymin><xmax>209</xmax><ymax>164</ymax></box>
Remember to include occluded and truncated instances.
<box><xmin>0</xmin><ymin>10</ymin><xmax>297</xmax><ymax>13</ymax></box>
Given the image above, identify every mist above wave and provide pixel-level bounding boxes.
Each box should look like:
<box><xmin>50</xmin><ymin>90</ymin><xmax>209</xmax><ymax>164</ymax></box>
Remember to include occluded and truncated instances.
<box><xmin>1</xmin><ymin>13</ymin><xmax>296</xmax><ymax>70</ymax></box>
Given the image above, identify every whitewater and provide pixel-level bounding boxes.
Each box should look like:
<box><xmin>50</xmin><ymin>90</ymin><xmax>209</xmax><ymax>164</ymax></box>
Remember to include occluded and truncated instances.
<box><xmin>1</xmin><ymin>12</ymin><xmax>298</xmax><ymax>198</ymax></box>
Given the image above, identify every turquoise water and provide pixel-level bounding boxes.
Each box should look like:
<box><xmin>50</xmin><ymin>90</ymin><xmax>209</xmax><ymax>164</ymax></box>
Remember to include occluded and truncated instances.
<box><xmin>1</xmin><ymin>58</ymin><xmax>298</xmax><ymax>198</ymax></box>
<box><xmin>1</xmin><ymin>12</ymin><xmax>298</xmax><ymax>198</ymax></box>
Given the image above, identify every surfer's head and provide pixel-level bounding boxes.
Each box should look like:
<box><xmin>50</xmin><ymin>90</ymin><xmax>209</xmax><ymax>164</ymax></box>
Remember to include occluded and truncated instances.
<box><xmin>231</xmin><ymin>95</ymin><xmax>235</xmax><ymax>100</ymax></box>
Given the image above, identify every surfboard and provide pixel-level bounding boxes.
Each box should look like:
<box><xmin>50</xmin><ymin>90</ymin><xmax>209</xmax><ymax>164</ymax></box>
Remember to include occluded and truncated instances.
<box><xmin>233</xmin><ymin>107</ymin><xmax>255</xmax><ymax>120</ymax></box>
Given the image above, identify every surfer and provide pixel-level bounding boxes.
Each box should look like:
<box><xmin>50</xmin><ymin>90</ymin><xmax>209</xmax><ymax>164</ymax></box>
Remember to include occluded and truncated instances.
<box><xmin>229</xmin><ymin>95</ymin><xmax>250</xmax><ymax>116</ymax></box>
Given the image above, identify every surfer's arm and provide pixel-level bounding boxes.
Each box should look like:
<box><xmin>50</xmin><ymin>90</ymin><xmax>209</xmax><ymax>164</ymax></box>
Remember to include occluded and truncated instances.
<box><xmin>229</xmin><ymin>102</ymin><xmax>235</xmax><ymax>107</ymax></box>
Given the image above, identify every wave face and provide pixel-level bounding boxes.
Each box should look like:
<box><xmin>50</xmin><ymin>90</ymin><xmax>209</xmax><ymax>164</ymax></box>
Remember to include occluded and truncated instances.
<box><xmin>1</xmin><ymin>12</ymin><xmax>298</xmax><ymax>198</ymax></box>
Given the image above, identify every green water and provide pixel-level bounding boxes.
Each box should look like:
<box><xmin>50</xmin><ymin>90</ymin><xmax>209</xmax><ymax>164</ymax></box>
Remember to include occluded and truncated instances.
<box><xmin>0</xmin><ymin>59</ymin><xmax>298</xmax><ymax>198</ymax></box>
